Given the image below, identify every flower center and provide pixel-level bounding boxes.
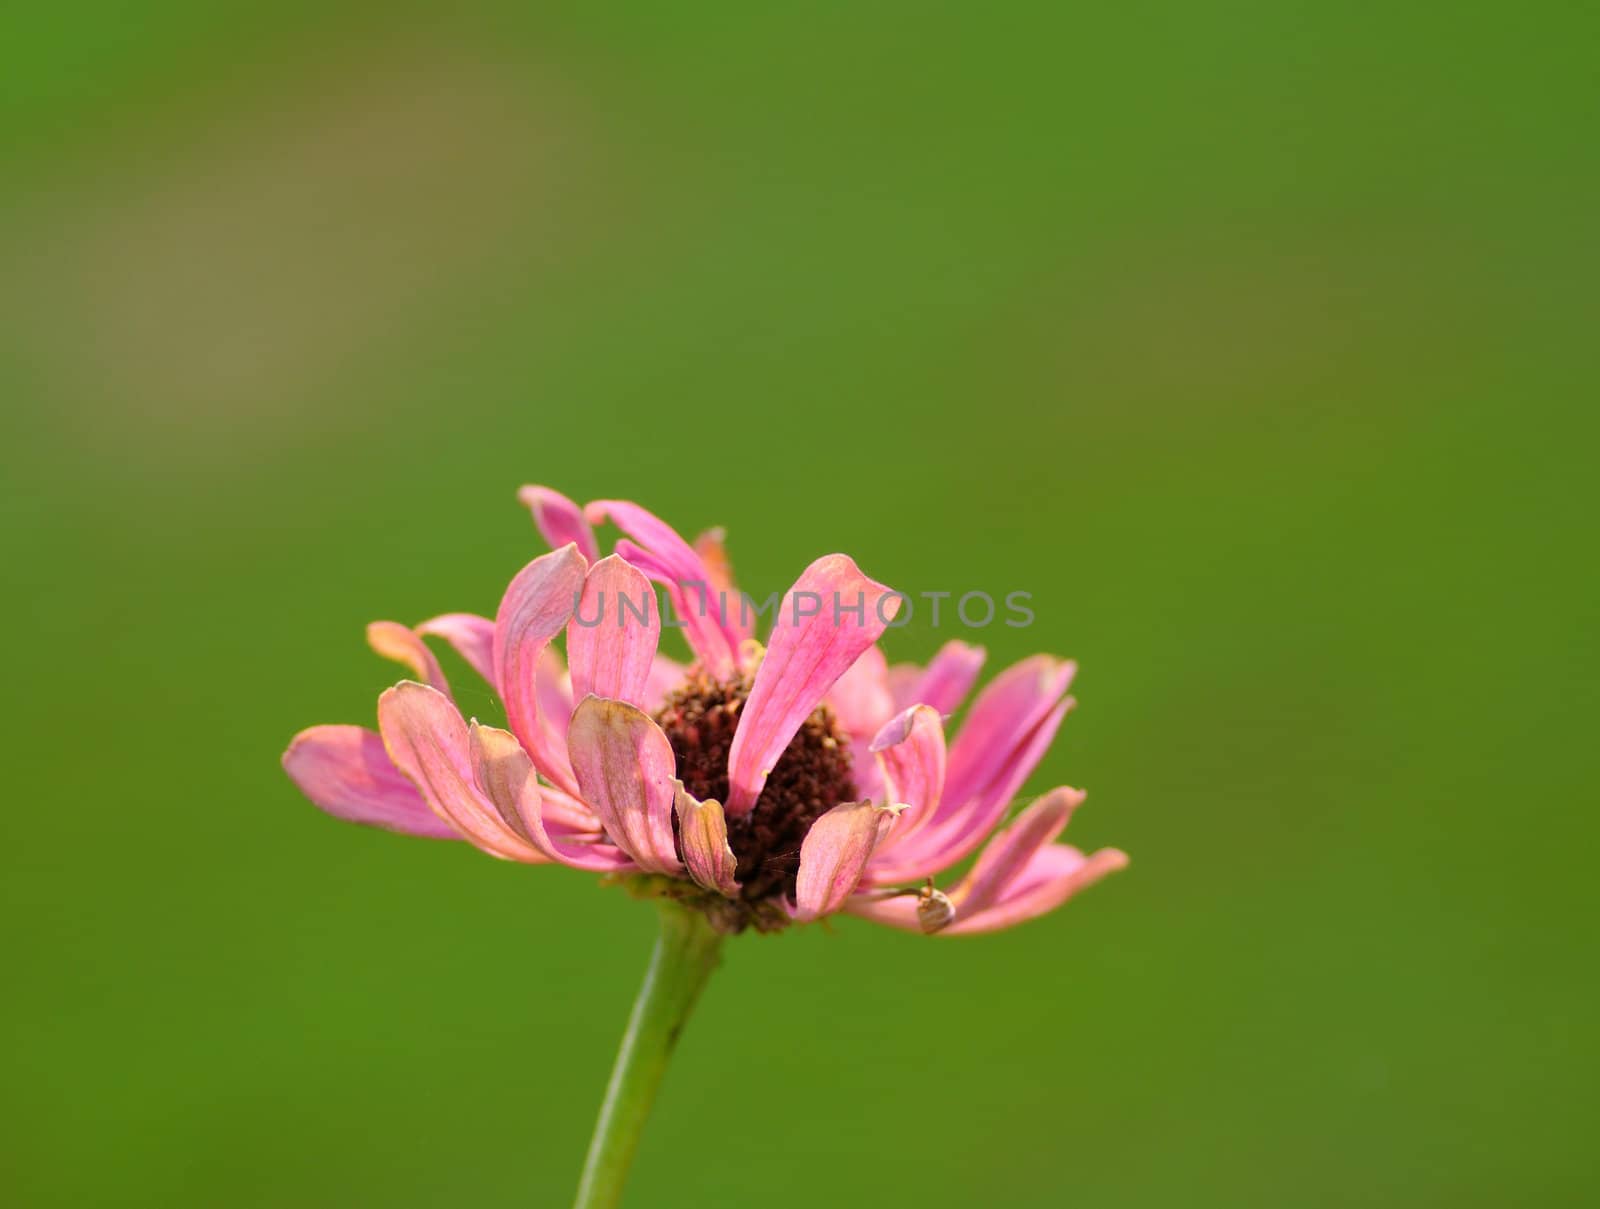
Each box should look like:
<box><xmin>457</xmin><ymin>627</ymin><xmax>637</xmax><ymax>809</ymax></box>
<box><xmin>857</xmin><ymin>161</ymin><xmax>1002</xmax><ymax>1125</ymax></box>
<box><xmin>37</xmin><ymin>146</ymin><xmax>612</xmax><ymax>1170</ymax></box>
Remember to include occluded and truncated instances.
<box><xmin>654</xmin><ymin>667</ymin><xmax>857</xmax><ymax>905</ymax></box>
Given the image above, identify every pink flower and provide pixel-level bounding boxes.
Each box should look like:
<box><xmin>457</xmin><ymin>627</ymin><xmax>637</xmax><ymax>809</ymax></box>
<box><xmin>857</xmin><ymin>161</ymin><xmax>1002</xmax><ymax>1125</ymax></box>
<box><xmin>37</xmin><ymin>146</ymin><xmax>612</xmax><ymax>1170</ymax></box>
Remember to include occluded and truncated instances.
<box><xmin>283</xmin><ymin>488</ymin><xmax>1126</xmax><ymax>934</ymax></box>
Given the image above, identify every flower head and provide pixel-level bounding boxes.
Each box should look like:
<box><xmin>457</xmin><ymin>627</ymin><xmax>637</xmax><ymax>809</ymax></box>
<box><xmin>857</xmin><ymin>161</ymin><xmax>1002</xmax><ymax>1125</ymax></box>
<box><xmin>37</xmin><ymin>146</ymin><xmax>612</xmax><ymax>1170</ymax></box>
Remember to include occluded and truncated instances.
<box><xmin>284</xmin><ymin>488</ymin><xmax>1126</xmax><ymax>934</ymax></box>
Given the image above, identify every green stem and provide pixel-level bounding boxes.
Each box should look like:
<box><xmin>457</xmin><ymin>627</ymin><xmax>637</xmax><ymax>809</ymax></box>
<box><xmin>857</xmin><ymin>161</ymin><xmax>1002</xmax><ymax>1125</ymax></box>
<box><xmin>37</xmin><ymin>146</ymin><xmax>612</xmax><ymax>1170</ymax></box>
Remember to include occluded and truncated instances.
<box><xmin>572</xmin><ymin>900</ymin><xmax>724</xmax><ymax>1209</ymax></box>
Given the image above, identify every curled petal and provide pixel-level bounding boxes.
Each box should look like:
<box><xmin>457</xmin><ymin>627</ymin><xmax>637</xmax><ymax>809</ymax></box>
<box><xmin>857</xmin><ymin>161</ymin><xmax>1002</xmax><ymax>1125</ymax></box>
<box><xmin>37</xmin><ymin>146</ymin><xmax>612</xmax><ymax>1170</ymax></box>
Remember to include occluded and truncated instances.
<box><xmin>791</xmin><ymin>800</ymin><xmax>898</xmax><ymax>922</ymax></box>
<box><xmin>376</xmin><ymin>682</ymin><xmax>547</xmax><ymax>863</ymax></box>
<box><xmin>892</xmin><ymin>641</ymin><xmax>987</xmax><ymax>717</ymax></box>
<box><xmin>567</xmin><ymin>696</ymin><xmax>683</xmax><ymax>875</ymax></box>
<box><xmin>367</xmin><ymin>621</ymin><xmax>451</xmax><ymax>697</ymax></box>
<box><xmin>494</xmin><ymin>545</ymin><xmax>588</xmax><ymax>795</ymax></box>
<box><xmin>860</xmin><ymin>706</ymin><xmax>947</xmax><ymax>877</ymax></box>
<box><xmin>518</xmin><ymin>485</ymin><xmax>598</xmax><ymax>561</ymax></box>
<box><xmin>726</xmin><ymin>554</ymin><xmax>902</xmax><ymax>816</ymax></box>
<box><xmin>673</xmin><ymin>782</ymin><xmax>739</xmax><ymax>897</ymax></box>
<box><xmin>567</xmin><ymin>555</ymin><xmax>660</xmax><ymax>708</ymax></box>
<box><xmin>469</xmin><ymin>723</ymin><xmax>634</xmax><ymax>872</ymax></box>
<box><xmin>283</xmin><ymin>725</ymin><xmax>459</xmax><ymax>839</ymax></box>
<box><xmin>415</xmin><ymin>613</ymin><xmax>497</xmax><ymax>690</ymax></box>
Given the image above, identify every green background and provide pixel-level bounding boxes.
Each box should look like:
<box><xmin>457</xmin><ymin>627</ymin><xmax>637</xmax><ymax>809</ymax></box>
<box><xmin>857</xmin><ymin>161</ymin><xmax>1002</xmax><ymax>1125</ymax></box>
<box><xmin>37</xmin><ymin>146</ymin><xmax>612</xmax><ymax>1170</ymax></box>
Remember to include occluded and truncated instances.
<box><xmin>2</xmin><ymin>4</ymin><xmax>1594</xmax><ymax>1206</ymax></box>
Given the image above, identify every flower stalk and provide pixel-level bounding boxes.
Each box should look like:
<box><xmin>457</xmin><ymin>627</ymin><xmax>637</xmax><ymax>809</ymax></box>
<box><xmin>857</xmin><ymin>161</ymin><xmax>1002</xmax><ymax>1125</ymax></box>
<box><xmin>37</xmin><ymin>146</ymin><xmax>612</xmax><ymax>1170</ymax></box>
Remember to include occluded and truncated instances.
<box><xmin>572</xmin><ymin>900</ymin><xmax>725</xmax><ymax>1209</ymax></box>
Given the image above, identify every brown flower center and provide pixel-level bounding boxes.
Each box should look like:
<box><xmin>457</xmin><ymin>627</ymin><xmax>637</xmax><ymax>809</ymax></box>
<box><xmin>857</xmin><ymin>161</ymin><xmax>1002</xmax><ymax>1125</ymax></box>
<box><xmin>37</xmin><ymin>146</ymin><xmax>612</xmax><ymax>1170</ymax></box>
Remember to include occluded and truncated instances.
<box><xmin>654</xmin><ymin>667</ymin><xmax>857</xmax><ymax>905</ymax></box>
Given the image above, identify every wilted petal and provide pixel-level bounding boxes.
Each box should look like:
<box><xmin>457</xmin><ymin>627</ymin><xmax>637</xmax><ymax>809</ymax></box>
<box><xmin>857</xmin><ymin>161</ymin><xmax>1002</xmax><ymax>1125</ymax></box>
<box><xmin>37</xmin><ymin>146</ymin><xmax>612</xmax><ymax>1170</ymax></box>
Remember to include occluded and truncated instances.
<box><xmin>494</xmin><ymin>545</ymin><xmax>588</xmax><ymax>795</ymax></box>
<box><xmin>567</xmin><ymin>695</ymin><xmax>683</xmax><ymax>875</ymax></box>
<box><xmin>376</xmin><ymin>682</ymin><xmax>548</xmax><ymax>863</ymax></box>
<box><xmin>589</xmin><ymin>498</ymin><xmax>739</xmax><ymax>675</ymax></box>
<box><xmin>892</xmin><ymin>640</ymin><xmax>987</xmax><ymax>717</ymax></box>
<box><xmin>945</xmin><ymin>845</ymin><xmax>1128</xmax><ymax>936</ymax></box>
<box><xmin>469</xmin><ymin>723</ymin><xmax>634</xmax><ymax>872</ymax></box>
<box><xmin>367</xmin><ymin>621</ymin><xmax>451</xmax><ymax>697</ymax></box>
<box><xmin>567</xmin><ymin>555</ymin><xmax>660</xmax><ymax>708</ymax></box>
<box><xmin>791</xmin><ymin>800</ymin><xmax>897</xmax><ymax>922</ymax></box>
<box><xmin>283</xmin><ymin>725</ymin><xmax>459</xmax><ymax>839</ymax></box>
<box><xmin>726</xmin><ymin>555</ymin><xmax>901</xmax><ymax>816</ymax></box>
<box><xmin>518</xmin><ymin>485</ymin><xmax>598</xmax><ymax>561</ymax></box>
<box><xmin>673</xmin><ymin>782</ymin><xmax>739</xmax><ymax>897</ymax></box>
<box><xmin>415</xmin><ymin>613</ymin><xmax>497</xmax><ymax>690</ymax></box>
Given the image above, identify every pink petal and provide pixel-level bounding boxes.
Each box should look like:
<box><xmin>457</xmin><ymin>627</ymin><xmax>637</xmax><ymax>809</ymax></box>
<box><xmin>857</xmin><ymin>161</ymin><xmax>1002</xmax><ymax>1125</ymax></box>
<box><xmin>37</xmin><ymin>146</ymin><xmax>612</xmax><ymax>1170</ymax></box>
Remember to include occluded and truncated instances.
<box><xmin>858</xmin><ymin>706</ymin><xmax>948</xmax><ymax>879</ymax></box>
<box><xmin>366</xmin><ymin>621</ymin><xmax>451</xmax><ymax>697</ymax></box>
<box><xmin>945</xmin><ymin>845</ymin><xmax>1128</xmax><ymax>936</ymax></box>
<box><xmin>791</xmin><ymin>800</ymin><xmax>897</xmax><ymax>922</ymax></box>
<box><xmin>376</xmin><ymin>682</ymin><xmax>548</xmax><ymax>863</ymax></box>
<box><xmin>468</xmin><ymin>723</ymin><xmax>635</xmax><ymax>872</ymax></box>
<box><xmin>494</xmin><ymin>545</ymin><xmax>588</xmax><ymax>796</ymax></box>
<box><xmin>841</xmin><ymin>892</ymin><xmax>922</xmax><ymax>932</ymax></box>
<box><xmin>537</xmin><ymin>784</ymin><xmax>608</xmax><ymax>834</ymax></box>
<box><xmin>693</xmin><ymin>526</ymin><xmax>753</xmax><ymax>644</ymax></box>
<box><xmin>567</xmin><ymin>555</ymin><xmax>661</xmax><ymax>708</ymax></box>
<box><xmin>892</xmin><ymin>640</ymin><xmax>987</xmax><ymax>717</ymax></box>
<box><xmin>886</xmin><ymin>697</ymin><xmax>1074</xmax><ymax>880</ymax></box>
<box><xmin>885</xmin><ymin>663</ymin><xmax>921</xmax><ymax>709</ymax></box>
<box><xmin>537</xmin><ymin>646</ymin><xmax>576</xmax><ymax>740</ymax></box>
<box><xmin>692</xmin><ymin>527</ymin><xmax>734</xmax><ymax>594</ymax></box>
<box><xmin>566</xmin><ymin>695</ymin><xmax>683</xmax><ymax>875</ymax></box>
<box><xmin>849</xmin><ymin>782</ymin><xmax>1103</xmax><ymax>935</ymax></box>
<box><xmin>725</xmin><ymin>554</ymin><xmax>902</xmax><ymax>816</ymax></box>
<box><xmin>828</xmin><ymin>645</ymin><xmax>895</xmax><ymax>740</ymax></box>
<box><xmin>842</xmin><ymin>886</ymin><xmax>956</xmax><ymax>934</ymax></box>
<box><xmin>283</xmin><ymin>725</ymin><xmax>460</xmax><ymax>839</ymax></box>
<box><xmin>613</xmin><ymin>540</ymin><xmax>737</xmax><ymax>678</ymax></box>
<box><xmin>518</xmin><ymin>485</ymin><xmax>598</xmax><ymax>561</ymax></box>
<box><xmin>588</xmin><ymin>499</ymin><xmax>739</xmax><ymax>675</ymax></box>
<box><xmin>951</xmin><ymin>786</ymin><xmax>1084</xmax><ymax>914</ymax></box>
<box><xmin>941</xmin><ymin>655</ymin><xmax>1075</xmax><ymax>812</ymax></box>
<box><xmin>827</xmin><ymin>645</ymin><xmax>896</xmax><ymax>804</ymax></box>
<box><xmin>415</xmin><ymin>613</ymin><xmax>497</xmax><ymax>690</ymax></box>
<box><xmin>641</xmin><ymin>653</ymin><xmax>688</xmax><ymax>713</ymax></box>
<box><xmin>673</xmin><ymin>783</ymin><xmax>740</xmax><ymax>897</ymax></box>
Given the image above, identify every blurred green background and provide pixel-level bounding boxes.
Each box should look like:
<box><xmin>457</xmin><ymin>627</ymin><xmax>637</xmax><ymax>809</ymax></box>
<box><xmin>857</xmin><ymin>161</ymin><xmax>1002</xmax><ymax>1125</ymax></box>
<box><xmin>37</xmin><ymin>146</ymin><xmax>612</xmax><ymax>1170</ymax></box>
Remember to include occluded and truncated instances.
<box><xmin>2</xmin><ymin>3</ymin><xmax>1594</xmax><ymax>1206</ymax></box>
